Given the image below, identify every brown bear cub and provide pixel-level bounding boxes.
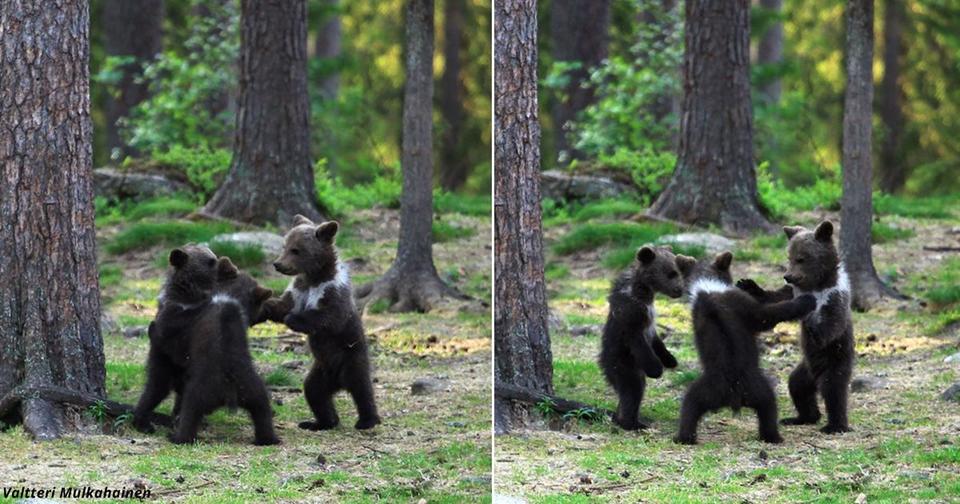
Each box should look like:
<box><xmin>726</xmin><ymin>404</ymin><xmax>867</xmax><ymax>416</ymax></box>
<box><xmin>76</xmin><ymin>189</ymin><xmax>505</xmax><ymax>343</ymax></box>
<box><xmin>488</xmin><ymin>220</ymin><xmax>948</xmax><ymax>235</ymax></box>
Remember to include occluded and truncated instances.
<box><xmin>599</xmin><ymin>246</ymin><xmax>684</xmax><ymax>430</ymax></box>
<box><xmin>133</xmin><ymin>245</ymin><xmax>280</xmax><ymax>445</ymax></box>
<box><xmin>673</xmin><ymin>252</ymin><xmax>817</xmax><ymax>445</ymax></box>
<box><xmin>737</xmin><ymin>221</ymin><xmax>854</xmax><ymax>434</ymax></box>
<box><xmin>262</xmin><ymin>215</ymin><xmax>381</xmax><ymax>431</ymax></box>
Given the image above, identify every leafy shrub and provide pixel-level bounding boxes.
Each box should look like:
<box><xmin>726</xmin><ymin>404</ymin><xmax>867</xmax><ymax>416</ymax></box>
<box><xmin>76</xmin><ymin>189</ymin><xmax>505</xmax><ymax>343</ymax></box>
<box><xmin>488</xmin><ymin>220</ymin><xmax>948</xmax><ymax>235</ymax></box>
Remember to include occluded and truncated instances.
<box><xmin>757</xmin><ymin>162</ymin><xmax>842</xmax><ymax>220</ymax></box>
<box><xmin>315</xmin><ymin>160</ymin><xmax>402</xmax><ymax>217</ymax></box>
<box><xmin>95</xmin><ymin>195</ymin><xmax>199</xmax><ymax>227</ymax></box>
<box><xmin>150</xmin><ymin>146</ymin><xmax>231</xmax><ymax>198</ymax></box>
<box><xmin>435</xmin><ymin>192</ymin><xmax>490</xmax><ymax>217</ymax></box>
<box><xmin>571</xmin><ymin>198</ymin><xmax>645</xmax><ymax>222</ymax></box>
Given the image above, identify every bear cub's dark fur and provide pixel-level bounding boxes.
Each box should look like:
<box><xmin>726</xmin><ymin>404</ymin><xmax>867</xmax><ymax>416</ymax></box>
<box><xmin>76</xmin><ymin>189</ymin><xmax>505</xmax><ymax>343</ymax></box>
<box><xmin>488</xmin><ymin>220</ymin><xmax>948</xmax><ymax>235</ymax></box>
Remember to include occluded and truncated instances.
<box><xmin>599</xmin><ymin>246</ymin><xmax>684</xmax><ymax>430</ymax></box>
<box><xmin>262</xmin><ymin>215</ymin><xmax>381</xmax><ymax>431</ymax></box>
<box><xmin>737</xmin><ymin>221</ymin><xmax>854</xmax><ymax>434</ymax></box>
<box><xmin>132</xmin><ymin>245</ymin><xmax>280</xmax><ymax>445</ymax></box>
<box><xmin>673</xmin><ymin>252</ymin><xmax>817</xmax><ymax>445</ymax></box>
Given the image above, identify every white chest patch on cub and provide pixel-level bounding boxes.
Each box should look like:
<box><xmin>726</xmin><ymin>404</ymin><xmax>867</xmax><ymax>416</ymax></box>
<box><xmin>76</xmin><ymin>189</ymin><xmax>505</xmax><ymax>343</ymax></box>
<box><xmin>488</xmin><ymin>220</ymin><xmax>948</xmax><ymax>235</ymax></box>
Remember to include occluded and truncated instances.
<box><xmin>286</xmin><ymin>262</ymin><xmax>351</xmax><ymax>314</ymax></box>
<box><xmin>797</xmin><ymin>264</ymin><xmax>850</xmax><ymax>323</ymax></box>
<box><xmin>643</xmin><ymin>304</ymin><xmax>657</xmax><ymax>342</ymax></box>
<box><xmin>688</xmin><ymin>278</ymin><xmax>733</xmax><ymax>306</ymax></box>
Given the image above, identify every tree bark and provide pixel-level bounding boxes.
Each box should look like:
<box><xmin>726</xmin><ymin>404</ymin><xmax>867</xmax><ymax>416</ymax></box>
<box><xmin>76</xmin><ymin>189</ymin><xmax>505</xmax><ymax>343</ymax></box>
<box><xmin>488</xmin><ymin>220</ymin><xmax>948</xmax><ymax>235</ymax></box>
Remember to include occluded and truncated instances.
<box><xmin>103</xmin><ymin>0</ymin><xmax>165</xmax><ymax>159</ymax></box>
<box><xmin>315</xmin><ymin>0</ymin><xmax>341</xmax><ymax>101</ymax></box>
<box><xmin>649</xmin><ymin>0</ymin><xmax>772</xmax><ymax>234</ymax></box>
<box><xmin>550</xmin><ymin>0</ymin><xmax>611</xmax><ymax>162</ymax></box>
<box><xmin>202</xmin><ymin>0</ymin><xmax>323</xmax><ymax>226</ymax></box>
<box><xmin>841</xmin><ymin>0</ymin><xmax>896</xmax><ymax>310</ymax></box>
<box><xmin>355</xmin><ymin>0</ymin><xmax>466</xmax><ymax>313</ymax></box>
<box><xmin>878</xmin><ymin>0</ymin><xmax>907</xmax><ymax>193</ymax></box>
<box><xmin>439</xmin><ymin>0</ymin><xmax>470</xmax><ymax>191</ymax></box>
<box><xmin>758</xmin><ymin>0</ymin><xmax>784</xmax><ymax>103</ymax></box>
<box><xmin>0</xmin><ymin>0</ymin><xmax>106</xmax><ymax>439</ymax></box>
<box><xmin>494</xmin><ymin>0</ymin><xmax>553</xmax><ymax>434</ymax></box>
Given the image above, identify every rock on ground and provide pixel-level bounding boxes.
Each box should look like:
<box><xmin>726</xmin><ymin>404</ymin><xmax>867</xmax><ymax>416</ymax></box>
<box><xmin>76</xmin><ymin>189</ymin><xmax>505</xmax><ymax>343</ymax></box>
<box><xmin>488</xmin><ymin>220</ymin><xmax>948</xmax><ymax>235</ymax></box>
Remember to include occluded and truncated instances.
<box><xmin>541</xmin><ymin>170</ymin><xmax>631</xmax><ymax>202</ymax></box>
<box><xmin>942</xmin><ymin>383</ymin><xmax>960</xmax><ymax>402</ymax></box>
<box><xmin>850</xmin><ymin>375</ymin><xmax>889</xmax><ymax>393</ymax></box>
<box><xmin>660</xmin><ymin>232</ymin><xmax>736</xmax><ymax>254</ymax></box>
<box><xmin>211</xmin><ymin>231</ymin><xmax>286</xmax><ymax>258</ymax></box>
<box><xmin>94</xmin><ymin>167</ymin><xmax>191</xmax><ymax>201</ymax></box>
<box><xmin>943</xmin><ymin>351</ymin><xmax>960</xmax><ymax>364</ymax></box>
<box><xmin>411</xmin><ymin>378</ymin><xmax>448</xmax><ymax>395</ymax></box>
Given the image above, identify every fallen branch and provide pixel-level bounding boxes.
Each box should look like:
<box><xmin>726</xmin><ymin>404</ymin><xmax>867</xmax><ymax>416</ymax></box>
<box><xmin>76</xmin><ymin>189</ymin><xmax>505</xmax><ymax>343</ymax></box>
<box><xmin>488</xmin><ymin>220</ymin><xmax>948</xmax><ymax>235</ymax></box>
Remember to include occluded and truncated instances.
<box><xmin>923</xmin><ymin>246</ymin><xmax>960</xmax><ymax>252</ymax></box>
<box><xmin>0</xmin><ymin>385</ymin><xmax>173</xmax><ymax>428</ymax></box>
<box><xmin>495</xmin><ymin>383</ymin><xmax>613</xmax><ymax>418</ymax></box>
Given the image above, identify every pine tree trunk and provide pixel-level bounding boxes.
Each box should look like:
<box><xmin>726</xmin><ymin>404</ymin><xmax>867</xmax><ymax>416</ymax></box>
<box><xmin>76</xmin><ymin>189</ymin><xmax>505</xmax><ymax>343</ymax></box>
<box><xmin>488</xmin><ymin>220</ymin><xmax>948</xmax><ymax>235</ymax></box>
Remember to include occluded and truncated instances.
<box><xmin>315</xmin><ymin>0</ymin><xmax>341</xmax><ymax>101</ymax></box>
<box><xmin>649</xmin><ymin>0</ymin><xmax>771</xmax><ymax>234</ymax></box>
<box><xmin>103</xmin><ymin>0</ymin><xmax>164</xmax><ymax>159</ymax></box>
<box><xmin>550</xmin><ymin>0</ymin><xmax>610</xmax><ymax>162</ymax></box>
<box><xmin>841</xmin><ymin>0</ymin><xmax>894</xmax><ymax>310</ymax></box>
<box><xmin>758</xmin><ymin>0</ymin><xmax>784</xmax><ymax>103</ymax></box>
<box><xmin>439</xmin><ymin>0</ymin><xmax>470</xmax><ymax>191</ymax></box>
<box><xmin>203</xmin><ymin>0</ymin><xmax>323</xmax><ymax>226</ymax></box>
<box><xmin>355</xmin><ymin>0</ymin><xmax>465</xmax><ymax>313</ymax></box>
<box><xmin>878</xmin><ymin>0</ymin><xmax>907</xmax><ymax>193</ymax></box>
<box><xmin>494</xmin><ymin>0</ymin><xmax>553</xmax><ymax>434</ymax></box>
<box><xmin>0</xmin><ymin>0</ymin><xmax>106</xmax><ymax>439</ymax></box>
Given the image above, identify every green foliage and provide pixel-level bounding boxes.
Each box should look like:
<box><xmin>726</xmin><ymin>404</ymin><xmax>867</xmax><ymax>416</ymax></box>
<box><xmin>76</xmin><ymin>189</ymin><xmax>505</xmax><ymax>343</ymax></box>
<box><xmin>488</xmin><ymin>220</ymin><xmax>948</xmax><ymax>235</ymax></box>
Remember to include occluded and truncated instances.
<box><xmin>545</xmin><ymin>263</ymin><xmax>570</xmax><ymax>281</ymax></box>
<box><xmin>569</xmin><ymin>198</ymin><xmax>645</xmax><ymax>222</ymax></box>
<box><xmin>149</xmin><ymin>146</ymin><xmax>231</xmax><ymax>198</ymax></box>
<box><xmin>263</xmin><ymin>368</ymin><xmax>298</xmax><ymax>388</ymax></box>
<box><xmin>315</xmin><ymin>161</ymin><xmax>402</xmax><ymax>216</ymax></box>
<box><xmin>87</xmin><ymin>401</ymin><xmax>108</xmax><ymax>423</ymax></box>
<box><xmin>871</xmin><ymin>222</ymin><xmax>915</xmax><ymax>244</ymax></box>
<box><xmin>434</xmin><ymin>192</ymin><xmax>491</xmax><ymax>217</ymax></box>
<box><xmin>553</xmin><ymin>222</ymin><xmax>677</xmax><ymax>256</ymax></box>
<box><xmin>535</xmin><ymin>398</ymin><xmax>557</xmax><ymax>418</ymax></box>
<box><xmin>432</xmin><ymin>221</ymin><xmax>476</xmax><ymax>243</ymax></box>
<box><xmin>98</xmin><ymin>264</ymin><xmax>123</xmax><ymax>288</ymax></box>
<box><xmin>874</xmin><ymin>194</ymin><xmax>956</xmax><ymax>219</ymax></box>
<box><xmin>106</xmin><ymin>220</ymin><xmax>235</xmax><ymax>255</ymax></box>
<box><xmin>927</xmin><ymin>258</ymin><xmax>960</xmax><ymax>308</ymax></box>
<box><xmin>95</xmin><ymin>194</ymin><xmax>198</xmax><ymax>227</ymax></box>
<box><xmin>757</xmin><ymin>163</ymin><xmax>842</xmax><ymax>220</ymax></box>
<box><xmin>209</xmin><ymin>241</ymin><xmax>266</xmax><ymax>269</ymax></box>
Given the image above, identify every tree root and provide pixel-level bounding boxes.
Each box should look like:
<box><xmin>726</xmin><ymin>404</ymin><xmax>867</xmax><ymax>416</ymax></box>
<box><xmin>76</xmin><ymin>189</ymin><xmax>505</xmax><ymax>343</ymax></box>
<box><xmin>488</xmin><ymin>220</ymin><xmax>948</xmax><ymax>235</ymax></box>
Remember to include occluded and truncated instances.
<box><xmin>495</xmin><ymin>383</ymin><xmax>613</xmax><ymax>419</ymax></box>
<box><xmin>0</xmin><ymin>385</ymin><xmax>173</xmax><ymax>438</ymax></box>
<box><xmin>356</xmin><ymin>267</ymin><xmax>471</xmax><ymax>313</ymax></box>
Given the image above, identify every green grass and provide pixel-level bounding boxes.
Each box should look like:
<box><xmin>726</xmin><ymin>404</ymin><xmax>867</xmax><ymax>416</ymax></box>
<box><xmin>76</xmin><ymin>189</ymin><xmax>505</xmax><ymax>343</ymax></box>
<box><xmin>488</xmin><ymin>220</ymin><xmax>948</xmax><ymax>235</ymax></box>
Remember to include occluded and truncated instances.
<box><xmin>435</xmin><ymin>191</ymin><xmax>491</xmax><ymax>217</ymax></box>
<box><xmin>553</xmin><ymin>222</ymin><xmax>677</xmax><ymax>256</ymax></box>
<box><xmin>209</xmin><ymin>240</ymin><xmax>266</xmax><ymax>268</ymax></box>
<box><xmin>263</xmin><ymin>368</ymin><xmax>298</xmax><ymax>388</ymax></box>
<box><xmin>433</xmin><ymin>220</ymin><xmax>477</xmax><ymax>243</ymax></box>
<box><xmin>105</xmin><ymin>220</ymin><xmax>236</xmax><ymax>254</ymax></box>
<box><xmin>875</xmin><ymin>193</ymin><xmax>956</xmax><ymax>219</ymax></box>
<box><xmin>545</xmin><ymin>262</ymin><xmax>570</xmax><ymax>281</ymax></box>
<box><xmin>570</xmin><ymin>199</ymin><xmax>645</xmax><ymax>222</ymax></box>
<box><xmin>98</xmin><ymin>263</ymin><xmax>123</xmax><ymax>288</ymax></box>
<box><xmin>95</xmin><ymin>195</ymin><xmax>198</xmax><ymax>226</ymax></box>
<box><xmin>872</xmin><ymin>221</ymin><xmax>916</xmax><ymax>243</ymax></box>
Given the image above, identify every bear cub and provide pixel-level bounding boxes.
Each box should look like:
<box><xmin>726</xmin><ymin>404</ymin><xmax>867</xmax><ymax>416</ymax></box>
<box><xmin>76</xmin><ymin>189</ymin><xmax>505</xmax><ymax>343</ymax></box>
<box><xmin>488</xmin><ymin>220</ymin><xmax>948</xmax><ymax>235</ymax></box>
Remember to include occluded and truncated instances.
<box><xmin>737</xmin><ymin>221</ymin><xmax>854</xmax><ymax>434</ymax></box>
<box><xmin>599</xmin><ymin>245</ymin><xmax>684</xmax><ymax>430</ymax></box>
<box><xmin>133</xmin><ymin>245</ymin><xmax>280</xmax><ymax>445</ymax></box>
<box><xmin>673</xmin><ymin>251</ymin><xmax>817</xmax><ymax>445</ymax></box>
<box><xmin>262</xmin><ymin>215</ymin><xmax>381</xmax><ymax>431</ymax></box>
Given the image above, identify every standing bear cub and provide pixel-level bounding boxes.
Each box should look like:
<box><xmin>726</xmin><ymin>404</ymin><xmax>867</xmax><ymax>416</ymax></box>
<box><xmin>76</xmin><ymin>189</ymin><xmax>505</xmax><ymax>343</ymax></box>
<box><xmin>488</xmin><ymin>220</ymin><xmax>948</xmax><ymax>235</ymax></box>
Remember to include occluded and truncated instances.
<box><xmin>262</xmin><ymin>215</ymin><xmax>381</xmax><ymax>430</ymax></box>
<box><xmin>673</xmin><ymin>251</ymin><xmax>817</xmax><ymax>445</ymax></box>
<box><xmin>599</xmin><ymin>245</ymin><xmax>684</xmax><ymax>431</ymax></box>
<box><xmin>737</xmin><ymin>221</ymin><xmax>854</xmax><ymax>434</ymax></box>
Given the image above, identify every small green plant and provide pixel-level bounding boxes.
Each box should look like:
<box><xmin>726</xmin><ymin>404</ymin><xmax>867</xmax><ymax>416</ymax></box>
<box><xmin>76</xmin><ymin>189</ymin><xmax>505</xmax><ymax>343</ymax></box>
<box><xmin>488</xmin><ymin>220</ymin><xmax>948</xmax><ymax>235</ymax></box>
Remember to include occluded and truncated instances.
<box><xmin>367</xmin><ymin>298</ymin><xmax>391</xmax><ymax>315</ymax></box>
<box><xmin>562</xmin><ymin>406</ymin><xmax>607</xmax><ymax>424</ymax></box>
<box><xmin>535</xmin><ymin>397</ymin><xmax>557</xmax><ymax>418</ymax></box>
<box><xmin>88</xmin><ymin>401</ymin><xmax>108</xmax><ymax>423</ymax></box>
<box><xmin>209</xmin><ymin>240</ymin><xmax>266</xmax><ymax>269</ymax></box>
<box><xmin>264</xmin><ymin>368</ymin><xmax>298</xmax><ymax>388</ymax></box>
<box><xmin>150</xmin><ymin>146</ymin><xmax>231</xmax><ymax>197</ymax></box>
<box><xmin>570</xmin><ymin>198</ymin><xmax>645</xmax><ymax>222</ymax></box>
<box><xmin>872</xmin><ymin>222</ymin><xmax>915</xmax><ymax>244</ymax></box>
<box><xmin>112</xmin><ymin>412</ymin><xmax>133</xmax><ymax>434</ymax></box>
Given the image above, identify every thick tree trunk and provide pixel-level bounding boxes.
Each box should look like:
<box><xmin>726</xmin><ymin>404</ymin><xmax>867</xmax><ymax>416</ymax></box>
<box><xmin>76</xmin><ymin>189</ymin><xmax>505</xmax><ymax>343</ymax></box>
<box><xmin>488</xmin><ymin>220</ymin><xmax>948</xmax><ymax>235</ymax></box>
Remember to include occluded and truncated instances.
<box><xmin>758</xmin><ymin>0</ymin><xmax>784</xmax><ymax>103</ymax></box>
<box><xmin>315</xmin><ymin>0</ymin><xmax>341</xmax><ymax>101</ymax></box>
<box><xmin>550</xmin><ymin>0</ymin><xmax>611</xmax><ymax>162</ymax></box>
<box><xmin>0</xmin><ymin>0</ymin><xmax>106</xmax><ymax>439</ymax></box>
<box><xmin>203</xmin><ymin>0</ymin><xmax>323</xmax><ymax>226</ymax></box>
<box><xmin>355</xmin><ymin>0</ymin><xmax>466</xmax><ymax>313</ymax></box>
<box><xmin>103</xmin><ymin>0</ymin><xmax>164</xmax><ymax>159</ymax></box>
<box><xmin>649</xmin><ymin>0</ymin><xmax>771</xmax><ymax>234</ymax></box>
<box><xmin>439</xmin><ymin>0</ymin><xmax>470</xmax><ymax>191</ymax></box>
<box><xmin>878</xmin><ymin>0</ymin><xmax>907</xmax><ymax>193</ymax></box>
<box><xmin>494</xmin><ymin>0</ymin><xmax>553</xmax><ymax>434</ymax></box>
<box><xmin>841</xmin><ymin>0</ymin><xmax>896</xmax><ymax>311</ymax></box>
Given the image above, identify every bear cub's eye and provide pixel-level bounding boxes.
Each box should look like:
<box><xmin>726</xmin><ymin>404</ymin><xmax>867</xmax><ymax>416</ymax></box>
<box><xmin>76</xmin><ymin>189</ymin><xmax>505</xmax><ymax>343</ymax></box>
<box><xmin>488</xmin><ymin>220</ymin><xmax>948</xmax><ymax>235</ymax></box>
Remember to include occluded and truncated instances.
<box><xmin>667</xmin><ymin>271</ymin><xmax>678</xmax><ymax>279</ymax></box>
<box><xmin>207</xmin><ymin>258</ymin><xmax>216</xmax><ymax>267</ymax></box>
<box><xmin>796</xmin><ymin>258</ymin><xmax>805</xmax><ymax>264</ymax></box>
<box><xmin>291</xmin><ymin>248</ymin><xmax>300</xmax><ymax>255</ymax></box>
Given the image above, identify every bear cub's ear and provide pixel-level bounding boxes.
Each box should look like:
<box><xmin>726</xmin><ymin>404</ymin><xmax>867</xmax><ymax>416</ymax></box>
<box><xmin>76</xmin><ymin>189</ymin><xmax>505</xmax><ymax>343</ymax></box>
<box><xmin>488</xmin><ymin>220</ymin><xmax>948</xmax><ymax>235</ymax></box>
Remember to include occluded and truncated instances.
<box><xmin>713</xmin><ymin>251</ymin><xmax>733</xmax><ymax>271</ymax></box>
<box><xmin>783</xmin><ymin>226</ymin><xmax>804</xmax><ymax>240</ymax></box>
<box><xmin>316</xmin><ymin>221</ymin><xmax>339</xmax><ymax>243</ymax></box>
<box><xmin>169</xmin><ymin>248</ymin><xmax>189</xmax><ymax>268</ymax></box>
<box><xmin>293</xmin><ymin>214</ymin><xmax>315</xmax><ymax>227</ymax></box>
<box><xmin>636</xmin><ymin>246</ymin><xmax>657</xmax><ymax>265</ymax></box>
<box><xmin>675</xmin><ymin>255</ymin><xmax>697</xmax><ymax>276</ymax></box>
<box><xmin>216</xmin><ymin>257</ymin><xmax>239</xmax><ymax>280</ymax></box>
<box><xmin>814</xmin><ymin>220</ymin><xmax>834</xmax><ymax>242</ymax></box>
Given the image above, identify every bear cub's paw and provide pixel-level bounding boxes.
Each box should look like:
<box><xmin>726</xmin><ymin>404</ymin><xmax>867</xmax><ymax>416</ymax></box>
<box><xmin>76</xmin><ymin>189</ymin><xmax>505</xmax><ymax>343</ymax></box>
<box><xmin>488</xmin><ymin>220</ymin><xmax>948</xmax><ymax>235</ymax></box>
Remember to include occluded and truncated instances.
<box><xmin>780</xmin><ymin>414</ymin><xmax>821</xmax><ymax>426</ymax></box>
<box><xmin>254</xmin><ymin>435</ymin><xmax>282</xmax><ymax>446</ymax></box>
<box><xmin>736</xmin><ymin>278</ymin><xmax>765</xmax><ymax>298</ymax></box>
<box><xmin>355</xmin><ymin>416</ymin><xmax>382</xmax><ymax>430</ymax></box>
<box><xmin>672</xmin><ymin>434</ymin><xmax>697</xmax><ymax>445</ymax></box>
<box><xmin>298</xmin><ymin>419</ymin><xmax>338</xmax><ymax>431</ymax></box>
<box><xmin>761</xmin><ymin>433</ymin><xmax>784</xmax><ymax>444</ymax></box>
<box><xmin>820</xmin><ymin>424</ymin><xmax>851</xmax><ymax>435</ymax></box>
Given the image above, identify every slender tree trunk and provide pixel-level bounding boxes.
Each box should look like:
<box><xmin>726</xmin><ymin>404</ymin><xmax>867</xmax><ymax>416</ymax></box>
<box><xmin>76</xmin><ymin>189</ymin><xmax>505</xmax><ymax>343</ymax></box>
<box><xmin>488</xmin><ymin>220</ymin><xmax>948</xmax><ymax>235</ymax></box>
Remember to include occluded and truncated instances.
<box><xmin>841</xmin><ymin>0</ymin><xmax>895</xmax><ymax>310</ymax></box>
<box><xmin>203</xmin><ymin>0</ymin><xmax>323</xmax><ymax>226</ymax></box>
<box><xmin>639</xmin><ymin>0</ymin><xmax>681</xmax><ymax>147</ymax></box>
<box><xmin>103</xmin><ymin>0</ymin><xmax>164</xmax><ymax>159</ymax></box>
<box><xmin>550</xmin><ymin>0</ymin><xmax>611</xmax><ymax>162</ymax></box>
<box><xmin>439</xmin><ymin>0</ymin><xmax>470</xmax><ymax>191</ymax></box>
<box><xmin>494</xmin><ymin>0</ymin><xmax>553</xmax><ymax>434</ymax></box>
<box><xmin>355</xmin><ymin>0</ymin><xmax>466</xmax><ymax>313</ymax></box>
<box><xmin>878</xmin><ymin>0</ymin><xmax>907</xmax><ymax>193</ymax></box>
<box><xmin>649</xmin><ymin>0</ymin><xmax>771</xmax><ymax>234</ymax></box>
<box><xmin>0</xmin><ymin>0</ymin><xmax>105</xmax><ymax>439</ymax></box>
<box><xmin>758</xmin><ymin>0</ymin><xmax>784</xmax><ymax>103</ymax></box>
<box><xmin>193</xmin><ymin>0</ymin><xmax>236</xmax><ymax>131</ymax></box>
<box><xmin>315</xmin><ymin>0</ymin><xmax>341</xmax><ymax>101</ymax></box>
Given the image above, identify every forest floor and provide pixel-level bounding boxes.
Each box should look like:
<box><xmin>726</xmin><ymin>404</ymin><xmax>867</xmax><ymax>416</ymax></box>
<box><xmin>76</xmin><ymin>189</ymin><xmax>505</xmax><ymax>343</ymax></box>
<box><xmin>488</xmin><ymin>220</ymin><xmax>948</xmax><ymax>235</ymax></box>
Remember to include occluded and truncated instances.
<box><xmin>495</xmin><ymin>196</ymin><xmax>960</xmax><ymax>503</ymax></box>
<box><xmin>0</xmin><ymin>196</ymin><xmax>492</xmax><ymax>503</ymax></box>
